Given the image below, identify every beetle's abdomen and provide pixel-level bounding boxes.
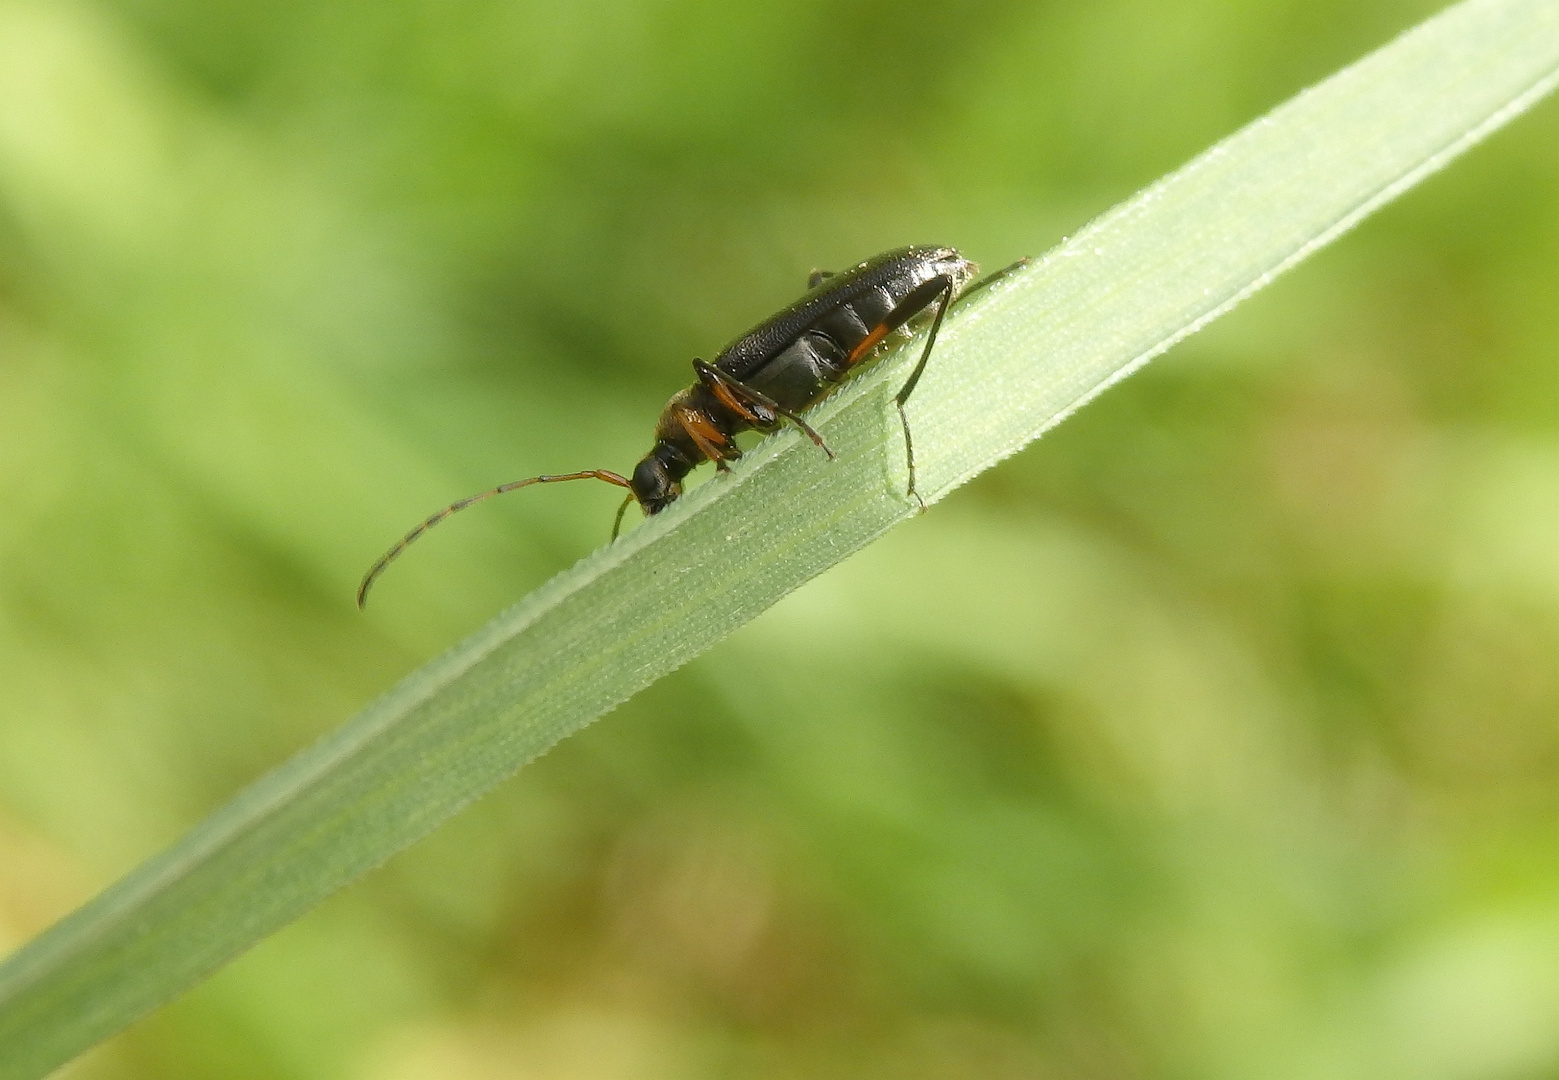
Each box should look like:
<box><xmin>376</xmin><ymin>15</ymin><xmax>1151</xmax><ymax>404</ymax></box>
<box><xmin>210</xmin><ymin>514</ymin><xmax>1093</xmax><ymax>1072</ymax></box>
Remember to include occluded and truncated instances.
<box><xmin>711</xmin><ymin>246</ymin><xmax>973</xmax><ymax>386</ymax></box>
<box><xmin>741</xmin><ymin>284</ymin><xmax>907</xmax><ymax>412</ymax></box>
<box><xmin>819</xmin><ymin>286</ymin><xmax>894</xmax><ymax>343</ymax></box>
<box><xmin>743</xmin><ymin>334</ymin><xmax>832</xmax><ymax>409</ymax></box>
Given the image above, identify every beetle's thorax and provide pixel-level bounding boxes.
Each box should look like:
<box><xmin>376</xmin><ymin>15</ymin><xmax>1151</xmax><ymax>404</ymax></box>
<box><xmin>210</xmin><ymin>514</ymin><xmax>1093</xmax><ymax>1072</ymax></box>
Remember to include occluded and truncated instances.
<box><xmin>631</xmin><ymin>383</ymin><xmax>753</xmax><ymax>514</ymax></box>
<box><xmin>653</xmin><ymin>386</ymin><xmax>744</xmax><ymax>463</ymax></box>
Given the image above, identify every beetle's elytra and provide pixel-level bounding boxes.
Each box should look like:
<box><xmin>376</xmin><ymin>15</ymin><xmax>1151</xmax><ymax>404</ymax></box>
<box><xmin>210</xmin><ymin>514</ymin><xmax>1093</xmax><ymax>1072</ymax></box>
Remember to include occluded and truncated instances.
<box><xmin>359</xmin><ymin>245</ymin><xmax>995</xmax><ymax>607</ymax></box>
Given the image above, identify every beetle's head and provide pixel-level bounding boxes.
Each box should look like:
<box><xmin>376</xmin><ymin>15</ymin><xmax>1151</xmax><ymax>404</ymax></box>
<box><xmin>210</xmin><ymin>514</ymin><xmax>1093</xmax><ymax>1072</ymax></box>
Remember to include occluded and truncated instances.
<box><xmin>630</xmin><ymin>447</ymin><xmax>683</xmax><ymax>514</ymax></box>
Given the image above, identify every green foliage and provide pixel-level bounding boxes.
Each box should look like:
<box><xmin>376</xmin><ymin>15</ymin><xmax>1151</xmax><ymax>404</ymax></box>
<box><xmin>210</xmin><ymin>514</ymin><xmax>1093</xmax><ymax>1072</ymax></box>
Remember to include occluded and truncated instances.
<box><xmin>2</xmin><ymin>0</ymin><xmax>1559</xmax><ymax>1078</ymax></box>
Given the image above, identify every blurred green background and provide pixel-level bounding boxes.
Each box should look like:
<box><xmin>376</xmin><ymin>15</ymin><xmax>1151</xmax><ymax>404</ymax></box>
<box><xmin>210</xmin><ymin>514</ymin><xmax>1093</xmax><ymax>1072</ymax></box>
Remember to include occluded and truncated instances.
<box><xmin>2</xmin><ymin>0</ymin><xmax>1558</xmax><ymax>1077</ymax></box>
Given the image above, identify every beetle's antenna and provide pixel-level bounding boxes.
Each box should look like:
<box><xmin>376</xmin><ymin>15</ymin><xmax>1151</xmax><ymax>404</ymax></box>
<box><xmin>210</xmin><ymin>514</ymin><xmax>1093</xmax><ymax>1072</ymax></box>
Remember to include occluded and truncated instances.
<box><xmin>611</xmin><ymin>492</ymin><xmax>635</xmax><ymax>541</ymax></box>
<box><xmin>358</xmin><ymin>469</ymin><xmax>632</xmax><ymax>608</ymax></box>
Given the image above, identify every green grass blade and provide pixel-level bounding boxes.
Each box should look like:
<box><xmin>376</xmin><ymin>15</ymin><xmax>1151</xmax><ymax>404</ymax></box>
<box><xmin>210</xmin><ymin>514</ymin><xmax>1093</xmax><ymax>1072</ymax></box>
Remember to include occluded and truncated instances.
<box><xmin>2</xmin><ymin>0</ymin><xmax>1557</xmax><ymax>1074</ymax></box>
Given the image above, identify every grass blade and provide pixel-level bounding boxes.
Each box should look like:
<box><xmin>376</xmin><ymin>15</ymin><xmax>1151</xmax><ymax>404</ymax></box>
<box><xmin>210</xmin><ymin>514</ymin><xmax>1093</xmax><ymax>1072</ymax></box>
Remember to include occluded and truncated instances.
<box><xmin>2</xmin><ymin>0</ymin><xmax>1557</xmax><ymax>1074</ymax></box>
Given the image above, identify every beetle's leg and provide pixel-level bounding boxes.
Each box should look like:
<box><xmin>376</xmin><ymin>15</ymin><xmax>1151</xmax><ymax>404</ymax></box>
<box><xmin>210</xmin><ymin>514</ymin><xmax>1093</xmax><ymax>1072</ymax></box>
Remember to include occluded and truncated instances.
<box><xmin>692</xmin><ymin>359</ymin><xmax>835</xmax><ymax>460</ymax></box>
<box><xmin>808</xmin><ymin>268</ymin><xmax>835</xmax><ymax>289</ymax></box>
<box><xmin>893</xmin><ymin>277</ymin><xmax>960</xmax><ymax>510</ymax></box>
<box><xmin>692</xmin><ymin>361</ymin><xmax>777</xmax><ymax>428</ymax></box>
<box><xmin>675</xmin><ymin>403</ymin><xmax>740</xmax><ymax>472</ymax></box>
<box><xmin>845</xmin><ymin>273</ymin><xmax>952</xmax><ymax>368</ymax></box>
<box><xmin>610</xmin><ymin>492</ymin><xmax>635</xmax><ymax>540</ymax></box>
<box><xmin>840</xmin><ymin>273</ymin><xmax>958</xmax><ymax>510</ymax></box>
<box><xmin>888</xmin><ymin>275</ymin><xmax>954</xmax><ymax>411</ymax></box>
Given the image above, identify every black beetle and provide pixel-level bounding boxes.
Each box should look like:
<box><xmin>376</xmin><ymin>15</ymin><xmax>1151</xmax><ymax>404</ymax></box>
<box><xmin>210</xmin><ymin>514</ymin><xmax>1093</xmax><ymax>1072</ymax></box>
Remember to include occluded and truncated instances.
<box><xmin>359</xmin><ymin>245</ymin><xmax>1000</xmax><ymax>607</ymax></box>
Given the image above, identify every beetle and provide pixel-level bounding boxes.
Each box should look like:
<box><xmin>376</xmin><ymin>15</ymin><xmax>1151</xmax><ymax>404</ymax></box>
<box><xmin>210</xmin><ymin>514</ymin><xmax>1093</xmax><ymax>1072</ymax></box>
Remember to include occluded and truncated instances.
<box><xmin>358</xmin><ymin>245</ymin><xmax>985</xmax><ymax>607</ymax></box>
